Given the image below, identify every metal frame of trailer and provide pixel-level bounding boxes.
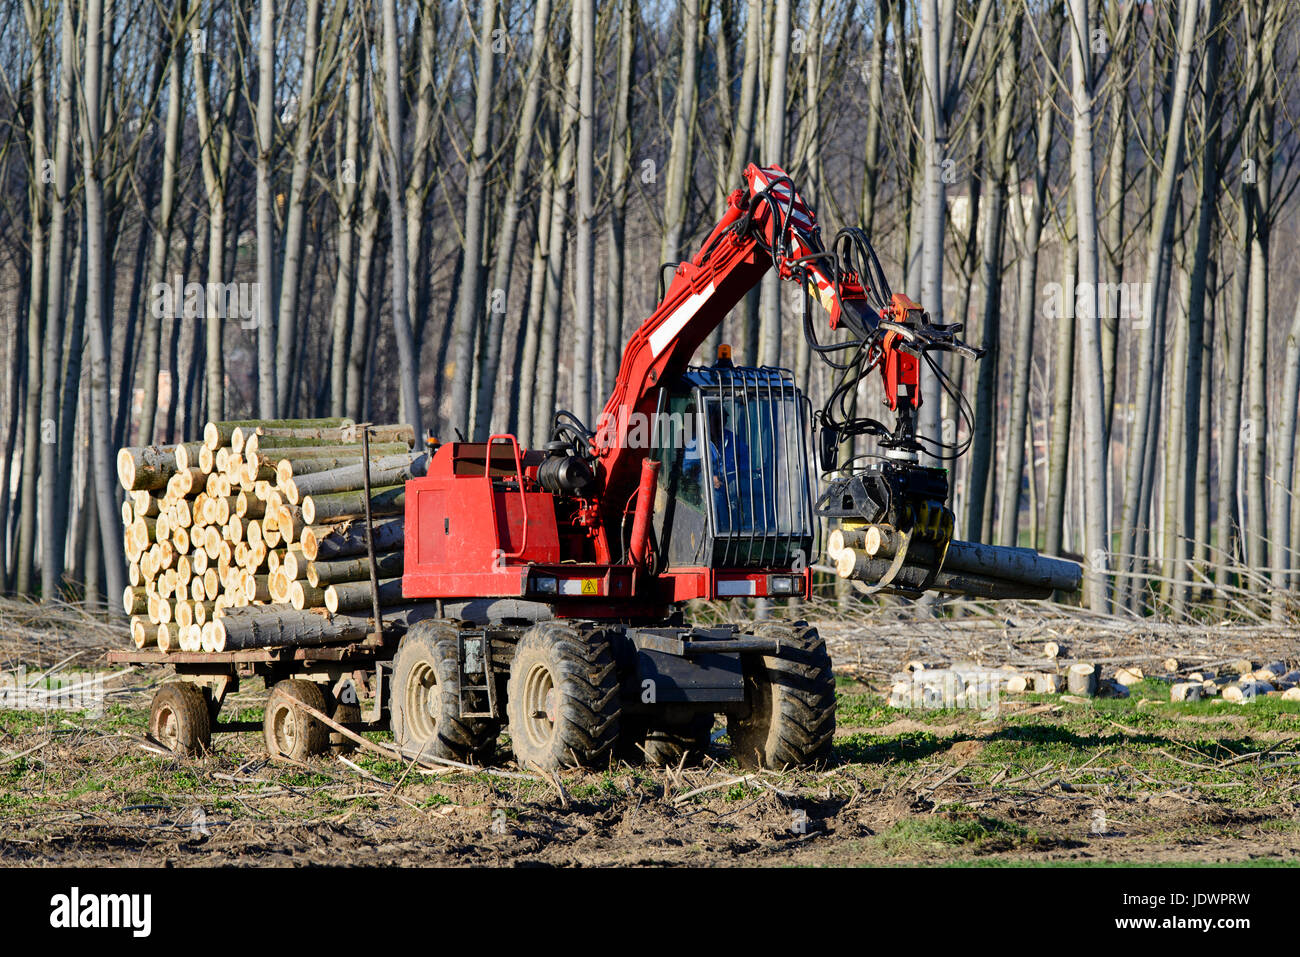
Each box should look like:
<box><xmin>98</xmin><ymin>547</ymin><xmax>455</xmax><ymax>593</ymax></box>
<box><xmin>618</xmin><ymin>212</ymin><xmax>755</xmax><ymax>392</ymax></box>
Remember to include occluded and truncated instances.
<box><xmin>108</xmin><ymin>632</ymin><xmax>402</xmax><ymax>751</ymax></box>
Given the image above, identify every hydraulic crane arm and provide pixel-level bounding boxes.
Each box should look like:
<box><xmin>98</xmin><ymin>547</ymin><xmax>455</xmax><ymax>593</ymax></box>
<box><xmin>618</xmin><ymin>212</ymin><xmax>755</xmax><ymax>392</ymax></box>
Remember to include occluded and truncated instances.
<box><xmin>589</xmin><ymin>163</ymin><xmax>979</xmax><ymax>514</ymax></box>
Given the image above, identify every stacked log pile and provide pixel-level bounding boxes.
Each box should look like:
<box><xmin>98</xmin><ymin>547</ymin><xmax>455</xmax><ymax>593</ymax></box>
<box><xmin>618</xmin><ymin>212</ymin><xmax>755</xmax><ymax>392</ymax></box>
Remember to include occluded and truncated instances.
<box><xmin>117</xmin><ymin>418</ymin><xmax>425</xmax><ymax>653</ymax></box>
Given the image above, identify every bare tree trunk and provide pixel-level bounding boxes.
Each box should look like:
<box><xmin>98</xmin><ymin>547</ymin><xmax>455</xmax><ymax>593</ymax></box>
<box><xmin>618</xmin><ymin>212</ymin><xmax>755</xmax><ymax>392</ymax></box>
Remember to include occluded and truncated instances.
<box><xmin>275</xmin><ymin>0</ymin><xmax>323</xmax><ymax>416</ymax></box>
<box><xmin>1065</xmin><ymin>0</ymin><xmax>1110</xmax><ymax>611</ymax></box>
<box><xmin>758</xmin><ymin>0</ymin><xmax>790</xmax><ymax>368</ymax></box>
<box><xmin>448</xmin><ymin>0</ymin><xmax>499</xmax><ymax>437</ymax></box>
<box><xmin>474</xmin><ymin>0</ymin><xmax>553</xmax><ymax>437</ymax></box>
<box><xmin>725</xmin><ymin>0</ymin><xmax>761</xmax><ymax>197</ymax></box>
<box><xmin>17</xmin><ymin>0</ymin><xmax>49</xmax><ymax>597</ymax></box>
<box><xmin>534</xmin><ymin>23</ymin><xmax>581</xmax><ymax>447</ymax></box>
<box><xmin>1116</xmin><ymin>0</ymin><xmax>1197</xmax><ymax>611</ymax></box>
<box><xmin>330</xmin><ymin>21</ymin><xmax>363</xmax><ymax>418</ymax></box>
<box><xmin>1246</xmin><ymin>0</ymin><xmax>1279</xmax><ymax>580</ymax></box>
<box><xmin>791</xmin><ymin>0</ymin><xmax>827</xmax><ymax>394</ymax></box>
<box><xmin>194</xmin><ymin>11</ymin><xmax>239</xmax><ymax>425</ymax></box>
<box><xmin>514</xmin><ymin>148</ymin><xmax>556</xmax><ymax>445</ymax></box>
<box><xmin>138</xmin><ymin>0</ymin><xmax>190</xmax><ymax>444</ymax></box>
<box><xmin>81</xmin><ymin>0</ymin><xmax>127</xmax><ymax>609</ymax></box>
<box><xmin>1194</xmin><ymin>263</ymin><xmax>1214</xmax><ymax>593</ymax></box>
<box><xmin>0</xmin><ymin>281</ymin><xmax>25</xmax><ymax>590</ymax></box>
<box><xmin>379</xmin><ymin>0</ymin><xmax>422</xmax><ymax>435</ymax></box>
<box><xmin>1172</xmin><ymin>0</ymin><xmax>1223</xmax><ymax>615</ymax></box>
<box><xmin>82</xmin><ymin>452</ymin><xmax>101</xmax><ymax>609</ymax></box>
<box><xmin>858</xmin><ymin>0</ymin><xmax>886</xmax><ymax>230</ymax></box>
<box><xmin>602</xmin><ymin>0</ymin><xmax>635</xmax><ymax>399</ymax></box>
<box><xmin>916</xmin><ymin>0</ymin><xmax>947</xmax><ymax>466</ymax></box>
<box><xmin>1216</xmin><ymin>191</ymin><xmax>1250</xmax><ymax>599</ymax></box>
<box><xmin>403</xmin><ymin>0</ymin><xmax>437</xmax><ymax>387</ymax></box>
<box><xmin>254</xmin><ymin>0</ymin><xmax>277</xmax><ymax>415</ymax></box>
<box><xmin>572</xmin><ymin>0</ymin><xmax>596</xmax><ymax>427</ymax></box>
<box><xmin>57</xmin><ymin>225</ymin><xmax>86</xmax><ymax>542</ymax></box>
<box><xmin>997</xmin><ymin>34</ymin><xmax>1055</xmax><ymax>548</ymax></box>
<box><xmin>1100</xmin><ymin>2</ymin><xmax>1134</xmax><ymax>437</ymax></box>
<box><xmin>661</xmin><ymin>0</ymin><xmax>700</xmax><ymax>264</ymax></box>
<box><xmin>39</xmin><ymin>0</ymin><xmax>80</xmax><ymax>596</ymax></box>
<box><xmin>917</xmin><ymin>0</ymin><xmax>993</xmax><ymax>466</ymax></box>
<box><xmin>347</xmin><ymin>126</ymin><xmax>383</xmax><ymax>422</ymax></box>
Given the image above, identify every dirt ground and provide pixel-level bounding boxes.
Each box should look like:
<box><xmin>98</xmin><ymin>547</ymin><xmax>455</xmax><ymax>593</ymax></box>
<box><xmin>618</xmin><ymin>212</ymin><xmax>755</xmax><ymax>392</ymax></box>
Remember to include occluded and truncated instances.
<box><xmin>2</xmin><ymin>600</ymin><xmax>1299</xmax><ymax>867</ymax></box>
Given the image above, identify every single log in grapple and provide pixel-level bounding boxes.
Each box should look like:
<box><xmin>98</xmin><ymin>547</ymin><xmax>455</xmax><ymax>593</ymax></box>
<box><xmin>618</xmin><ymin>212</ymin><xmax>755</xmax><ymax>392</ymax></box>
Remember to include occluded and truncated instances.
<box><xmin>111</xmin><ymin>164</ymin><xmax>1079</xmax><ymax>772</ymax></box>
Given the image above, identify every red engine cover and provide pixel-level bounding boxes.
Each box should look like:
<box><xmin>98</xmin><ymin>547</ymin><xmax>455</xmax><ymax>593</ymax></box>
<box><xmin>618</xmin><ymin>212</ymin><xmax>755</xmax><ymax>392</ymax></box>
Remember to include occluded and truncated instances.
<box><xmin>402</xmin><ymin>442</ymin><xmax>562</xmax><ymax>599</ymax></box>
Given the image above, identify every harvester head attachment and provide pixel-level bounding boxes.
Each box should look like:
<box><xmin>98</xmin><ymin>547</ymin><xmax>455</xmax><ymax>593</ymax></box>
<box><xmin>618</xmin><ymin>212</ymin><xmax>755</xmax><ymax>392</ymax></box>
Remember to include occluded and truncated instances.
<box><xmin>817</xmin><ymin>461</ymin><xmax>954</xmax><ymax>596</ymax></box>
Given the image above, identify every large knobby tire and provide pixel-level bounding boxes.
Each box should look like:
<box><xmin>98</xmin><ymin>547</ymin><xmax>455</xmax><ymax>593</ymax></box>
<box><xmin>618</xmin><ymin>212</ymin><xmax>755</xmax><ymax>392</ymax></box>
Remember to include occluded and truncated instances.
<box><xmin>505</xmin><ymin>623</ymin><xmax>620</xmax><ymax>772</ymax></box>
<box><xmin>391</xmin><ymin>622</ymin><xmax>499</xmax><ymax>764</ymax></box>
<box><xmin>727</xmin><ymin>621</ymin><xmax>836</xmax><ymax>769</ymax></box>
<box><xmin>623</xmin><ymin>713</ymin><xmax>715</xmax><ymax>767</ymax></box>
<box><xmin>150</xmin><ymin>682</ymin><xmax>212</xmax><ymax>756</ymax></box>
<box><xmin>264</xmin><ymin>679</ymin><xmax>330</xmax><ymax>762</ymax></box>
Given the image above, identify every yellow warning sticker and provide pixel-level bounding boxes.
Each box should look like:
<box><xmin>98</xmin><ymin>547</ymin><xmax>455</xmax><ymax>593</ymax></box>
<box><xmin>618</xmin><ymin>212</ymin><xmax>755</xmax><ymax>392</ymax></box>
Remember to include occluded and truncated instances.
<box><xmin>581</xmin><ymin>578</ymin><xmax>599</xmax><ymax>595</ymax></box>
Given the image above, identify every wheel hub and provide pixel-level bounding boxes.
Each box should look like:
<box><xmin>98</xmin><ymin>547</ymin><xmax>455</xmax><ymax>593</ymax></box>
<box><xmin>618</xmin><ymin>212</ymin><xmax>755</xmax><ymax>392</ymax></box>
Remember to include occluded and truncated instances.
<box><xmin>273</xmin><ymin>705</ymin><xmax>298</xmax><ymax>752</ymax></box>
<box><xmin>522</xmin><ymin>663</ymin><xmax>557</xmax><ymax>748</ymax></box>
<box><xmin>157</xmin><ymin>707</ymin><xmax>178</xmax><ymax>748</ymax></box>
<box><xmin>403</xmin><ymin>661</ymin><xmax>440</xmax><ymax>744</ymax></box>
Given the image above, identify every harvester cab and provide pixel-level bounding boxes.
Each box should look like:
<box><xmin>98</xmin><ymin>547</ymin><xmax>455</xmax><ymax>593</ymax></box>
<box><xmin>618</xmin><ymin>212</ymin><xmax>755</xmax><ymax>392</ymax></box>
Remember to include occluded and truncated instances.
<box><xmin>648</xmin><ymin>363</ymin><xmax>814</xmax><ymax>576</ymax></box>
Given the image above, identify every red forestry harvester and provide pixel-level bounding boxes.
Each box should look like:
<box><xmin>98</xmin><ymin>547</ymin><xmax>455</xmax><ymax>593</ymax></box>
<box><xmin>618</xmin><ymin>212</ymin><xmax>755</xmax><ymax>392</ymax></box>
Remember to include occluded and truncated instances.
<box><xmin>121</xmin><ymin>164</ymin><xmax>1080</xmax><ymax>771</ymax></box>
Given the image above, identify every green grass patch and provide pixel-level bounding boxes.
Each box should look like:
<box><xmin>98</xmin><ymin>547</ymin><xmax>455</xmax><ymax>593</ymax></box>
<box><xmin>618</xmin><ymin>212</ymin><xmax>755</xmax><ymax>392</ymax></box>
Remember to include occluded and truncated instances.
<box><xmin>835</xmin><ymin>729</ymin><xmax>951</xmax><ymax>764</ymax></box>
<box><xmin>879</xmin><ymin>812</ymin><xmax>1033</xmax><ymax>853</ymax></box>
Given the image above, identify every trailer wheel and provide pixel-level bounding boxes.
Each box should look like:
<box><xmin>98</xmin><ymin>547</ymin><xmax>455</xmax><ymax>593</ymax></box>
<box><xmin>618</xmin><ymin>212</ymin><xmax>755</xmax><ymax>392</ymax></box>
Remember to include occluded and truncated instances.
<box><xmin>506</xmin><ymin>623</ymin><xmax>620</xmax><ymax>772</ymax></box>
<box><xmin>622</xmin><ymin>713</ymin><xmax>714</xmax><ymax>767</ymax></box>
<box><xmin>150</xmin><ymin>682</ymin><xmax>211</xmax><ymax>756</ymax></box>
<box><xmin>391</xmin><ymin>622</ymin><xmax>499</xmax><ymax>764</ymax></box>
<box><xmin>727</xmin><ymin>621</ymin><xmax>836</xmax><ymax>769</ymax></box>
<box><xmin>264</xmin><ymin>679</ymin><xmax>329</xmax><ymax>762</ymax></box>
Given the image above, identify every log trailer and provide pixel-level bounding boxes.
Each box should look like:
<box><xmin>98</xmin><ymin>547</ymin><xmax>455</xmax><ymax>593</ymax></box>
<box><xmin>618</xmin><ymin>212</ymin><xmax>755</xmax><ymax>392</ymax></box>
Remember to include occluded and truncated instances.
<box><xmin>114</xmin><ymin>164</ymin><xmax>1079</xmax><ymax>770</ymax></box>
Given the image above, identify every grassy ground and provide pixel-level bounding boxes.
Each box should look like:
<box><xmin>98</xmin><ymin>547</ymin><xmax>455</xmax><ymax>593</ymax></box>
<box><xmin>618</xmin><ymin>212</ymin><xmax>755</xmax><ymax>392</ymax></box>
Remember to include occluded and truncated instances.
<box><xmin>2</xmin><ymin>669</ymin><xmax>1298</xmax><ymax>866</ymax></box>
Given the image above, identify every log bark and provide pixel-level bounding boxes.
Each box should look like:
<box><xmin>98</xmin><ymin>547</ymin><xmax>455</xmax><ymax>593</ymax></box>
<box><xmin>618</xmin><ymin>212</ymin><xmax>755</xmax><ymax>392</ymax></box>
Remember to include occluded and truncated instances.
<box><xmin>203</xmin><ymin>417</ymin><xmax>351</xmax><ymax>450</ymax></box>
<box><xmin>301</xmin><ymin>485</ymin><xmax>405</xmax><ymax>525</ymax></box>
<box><xmin>156</xmin><ymin>622</ymin><xmax>179</xmax><ymax>653</ymax></box>
<box><xmin>308</xmin><ymin>549</ymin><xmax>404</xmax><ymax>588</ymax></box>
<box><xmin>290</xmin><ymin>580</ymin><xmax>328</xmax><ymax>610</ymax></box>
<box><xmin>214</xmin><ymin>607</ymin><xmax>367</xmax><ymax>651</ymax></box>
<box><xmin>1067</xmin><ymin>663</ymin><xmax>1098</xmax><ymax>697</ymax></box>
<box><xmin>302</xmin><ymin>516</ymin><xmax>405</xmax><ymax>561</ymax></box>
<box><xmin>283</xmin><ymin>452</ymin><xmax>427</xmax><ymax>504</ymax></box>
<box><xmin>325</xmin><ymin>577</ymin><xmax>406</xmax><ymax>613</ymax></box>
<box><xmin>234</xmin><ymin>422</ymin><xmax>410</xmax><ymax>453</ymax></box>
<box><xmin>123</xmin><ymin>587</ymin><xmax>149</xmax><ymax>616</ymax></box>
<box><xmin>117</xmin><ymin>445</ymin><xmax>180</xmax><ymax>491</ymax></box>
<box><xmin>834</xmin><ymin>549</ymin><xmax>1054</xmax><ymax>600</ymax></box>
<box><xmin>865</xmin><ymin>531</ymin><xmax>1082</xmax><ymax>592</ymax></box>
